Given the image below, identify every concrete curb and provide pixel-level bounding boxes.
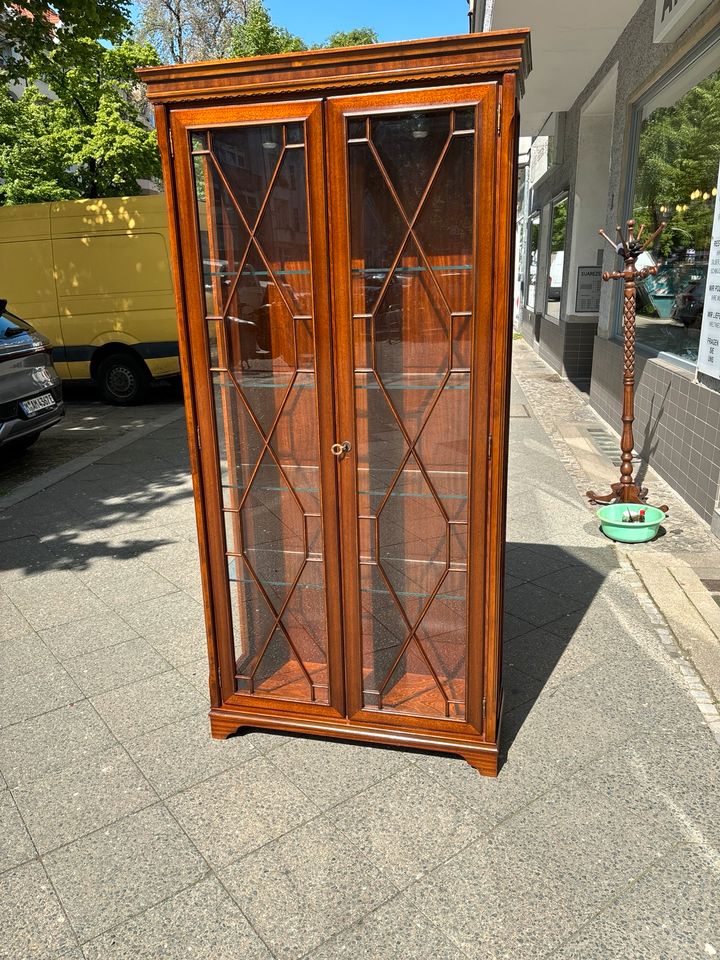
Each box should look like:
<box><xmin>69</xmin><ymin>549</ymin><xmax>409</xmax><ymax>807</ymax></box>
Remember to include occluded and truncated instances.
<box><xmin>0</xmin><ymin>406</ymin><xmax>186</xmax><ymax>510</ymax></box>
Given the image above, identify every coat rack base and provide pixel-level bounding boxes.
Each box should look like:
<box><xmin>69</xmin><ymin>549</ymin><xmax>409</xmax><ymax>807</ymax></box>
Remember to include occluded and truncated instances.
<box><xmin>586</xmin><ymin>482</ymin><xmax>668</xmax><ymax>512</ymax></box>
<box><xmin>208</xmin><ymin>707</ymin><xmax>501</xmax><ymax>777</ymax></box>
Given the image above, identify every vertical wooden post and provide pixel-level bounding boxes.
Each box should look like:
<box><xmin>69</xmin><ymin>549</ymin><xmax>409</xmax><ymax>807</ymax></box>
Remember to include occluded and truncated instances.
<box><xmin>587</xmin><ymin>218</ymin><xmax>668</xmax><ymax>510</ymax></box>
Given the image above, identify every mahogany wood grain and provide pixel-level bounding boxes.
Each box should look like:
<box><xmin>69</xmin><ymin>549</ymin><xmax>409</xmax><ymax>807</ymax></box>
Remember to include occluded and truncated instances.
<box><xmin>143</xmin><ymin>31</ymin><xmax>530</xmax><ymax>776</ymax></box>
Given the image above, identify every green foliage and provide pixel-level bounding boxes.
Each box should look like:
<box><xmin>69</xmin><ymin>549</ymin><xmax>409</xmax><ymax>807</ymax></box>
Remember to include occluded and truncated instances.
<box><xmin>228</xmin><ymin>1</ymin><xmax>377</xmax><ymax>58</ymax></box>
<box><xmin>136</xmin><ymin>0</ymin><xmax>250</xmax><ymax>64</ymax></box>
<box><xmin>0</xmin><ymin>40</ymin><xmax>162</xmax><ymax>204</ymax></box>
<box><xmin>1</xmin><ymin>1</ymin><xmax>131</xmax><ymax>79</ymax></box>
<box><xmin>633</xmin><ymin>68</ymin><xmax>720</xmax><ymax>255</ymax></box>
<box><xmin>228</xmin><ymin>1</ymin><xmax>306</xmax><ymax>57</ymax></box>
<box><xmin>323</xmin><ymin>27</ymin><xmax>378</xmax><ymax>48</ymax></box>
<box><xmin>550</xmin><ymin>198</ymin><xmax>568</xmax><ymax>252</ymax></box>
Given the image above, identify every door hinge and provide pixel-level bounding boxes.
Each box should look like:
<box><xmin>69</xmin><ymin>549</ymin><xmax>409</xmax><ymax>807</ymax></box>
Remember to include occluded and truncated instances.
<box><xmin>482</xmin><ymin>697</ymin><xmax>487</xmax><ymax>722</ymax></box>
<box><xmin>496</xmin><ymin>100</ymin><xmax>502</xmax><ymax>135</ymax></box>
<box><xmin>196</xmin><ymin>424</ymin><xmax>202</xmax><ymax>451</ymax></box>
<box><xmin>168</xmin><ymin>126</ymin><xmax>174</xmax><ymax>157</ymax></box>
<box><xmin>488</xmin><ymin>434</ymin><xmax>493</xmax><ymax>460</ymax></box>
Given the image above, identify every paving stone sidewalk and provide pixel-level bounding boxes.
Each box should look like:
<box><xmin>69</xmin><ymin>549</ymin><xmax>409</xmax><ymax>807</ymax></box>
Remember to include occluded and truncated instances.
<box><xmin>1</xmin><ymin>360</ymin><xmax>719</xmax><ymax>959</ymax></box>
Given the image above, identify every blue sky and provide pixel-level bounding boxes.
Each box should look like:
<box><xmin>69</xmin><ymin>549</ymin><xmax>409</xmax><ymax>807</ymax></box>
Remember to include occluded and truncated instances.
<box><xmin>130</xmin><ymin>1</ymin><xmax>469</xmax><ymax>48</ymax></box>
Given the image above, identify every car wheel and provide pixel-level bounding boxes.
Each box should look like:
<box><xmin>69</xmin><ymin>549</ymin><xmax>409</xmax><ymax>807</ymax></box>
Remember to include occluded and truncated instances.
<box><xmin>97</xmin><ymin>353</ymin><xmax>150</xmax><ymax>405</ymax></box>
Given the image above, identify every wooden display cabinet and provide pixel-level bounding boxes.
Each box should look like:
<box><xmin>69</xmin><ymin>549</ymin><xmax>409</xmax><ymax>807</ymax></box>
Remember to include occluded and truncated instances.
<box><xmin>140</xmin><ymin>29</ymin><xmax>531</xmax><ymax>776</ymax></box>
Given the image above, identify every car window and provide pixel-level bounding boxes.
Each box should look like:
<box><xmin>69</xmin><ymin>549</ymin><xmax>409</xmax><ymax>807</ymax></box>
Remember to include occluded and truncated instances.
<box><xmin>0</xmin><ymin>310</ymin><xmax>32</xmax><ymax>338</ymax></box>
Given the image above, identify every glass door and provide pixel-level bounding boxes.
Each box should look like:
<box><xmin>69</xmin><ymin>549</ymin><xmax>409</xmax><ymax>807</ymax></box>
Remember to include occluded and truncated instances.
<box><xmin>171</xmin><ymin>101</ymin><xmax>344</xmax><ymax>715</ymax></box>
<box><xmin>327</xmin><ymin>85</ymin><xmax>497</xmax><ymax>731</ymax></box>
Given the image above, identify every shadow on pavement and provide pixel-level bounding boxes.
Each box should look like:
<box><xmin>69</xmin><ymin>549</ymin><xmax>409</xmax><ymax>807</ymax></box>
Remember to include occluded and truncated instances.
<box><xmin>500</xmin><ymin>540</ymin><xmax>619</xmax><ymax>762</ymax></box>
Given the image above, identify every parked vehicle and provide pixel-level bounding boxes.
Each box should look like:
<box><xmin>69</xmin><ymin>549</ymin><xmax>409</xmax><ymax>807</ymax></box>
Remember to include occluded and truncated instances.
<box><xmin>0</xmin><ymin>299</ymin><xmax>64</xmax><ymax>452</ymax></box>
<box><xmin>670</xmin><ymin>276</ymin><xmax>707</xmax><ymax>327</ymax></box>
<box><xmin>0</xmin><ymin>195</ymin><xmax>179</xmax><ymax>405</ymax></box>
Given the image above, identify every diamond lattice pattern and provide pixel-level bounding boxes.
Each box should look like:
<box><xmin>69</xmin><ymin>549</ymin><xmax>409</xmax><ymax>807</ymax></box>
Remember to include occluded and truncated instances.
<box><xmin>192</xmin><ymin>123</ymin><xmax>328</xmax><ymax>704</ymax></box>
<box><xmin>349</xmin><ymin>107</ymin><xmax>475</xmax><ymax>720</ymax></box>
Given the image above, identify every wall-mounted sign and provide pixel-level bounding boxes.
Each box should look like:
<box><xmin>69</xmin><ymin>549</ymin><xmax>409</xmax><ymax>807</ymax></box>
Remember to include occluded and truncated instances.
<box><xmin>654</xmin><ymin>0</ymin><xmax>714</xmax><ymax>44</ymax></box>
<box><xmin>575</xmin><ymin>266</ymin><xmax>602</xmax><ymax>314</ymax></box>
<box><xmin>697</xmin><ymin>164</ymin><xmax>720</xmax><ymax>380</ymax></box>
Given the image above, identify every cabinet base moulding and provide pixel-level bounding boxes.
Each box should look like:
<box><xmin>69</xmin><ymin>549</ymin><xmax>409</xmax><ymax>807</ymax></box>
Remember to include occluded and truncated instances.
<box><xmin>208</xmin><ymin>707</ymin><xmax>500</xmax><ymax>777</ymax></box>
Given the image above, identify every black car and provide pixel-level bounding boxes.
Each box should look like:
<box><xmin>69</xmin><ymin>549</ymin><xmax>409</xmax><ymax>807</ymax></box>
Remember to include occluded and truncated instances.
<box><xmin>0</xmin><ymin>299</ymin><xmax>64</xmax><ymax>452</ymax></box>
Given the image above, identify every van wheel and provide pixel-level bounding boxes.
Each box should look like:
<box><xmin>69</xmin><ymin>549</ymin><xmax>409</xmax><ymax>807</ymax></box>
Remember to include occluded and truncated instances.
<box><xmin>97</xmin><ymin>353</ymin><xmax>150</xmax><ymax>405</ymax></box>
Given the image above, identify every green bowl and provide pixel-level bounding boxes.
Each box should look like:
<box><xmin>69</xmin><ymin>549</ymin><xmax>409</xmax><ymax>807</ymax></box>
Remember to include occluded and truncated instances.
<box><xmin>596</xmin><ymin>503</ymin><xmax>665</xmax><ymax>543</ymax></box>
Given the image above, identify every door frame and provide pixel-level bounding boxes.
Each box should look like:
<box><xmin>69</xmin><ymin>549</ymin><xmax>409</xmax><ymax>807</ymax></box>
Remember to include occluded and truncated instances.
<box><xmin>325</xmin><ymin>82</ymin><xmax>499</xmax><ymax>737</ymax></box>
<box><xmin>169</xmin><ymin>98</ymin><xmax>346</xmax><ymax>720</ymax></box>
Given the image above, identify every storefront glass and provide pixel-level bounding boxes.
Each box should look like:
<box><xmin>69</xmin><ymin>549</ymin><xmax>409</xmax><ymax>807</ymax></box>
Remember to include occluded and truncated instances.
<box><xmin>526</xmin><ymin>211</ymin><xmax>540</xmax><ymax>310</ymax></box>
<box><xmin>546</xmin><ymin>196</ymin><xmax>567</xmax><ymax>319</ymax></box>
<box><xmin>629</xmin><ymin>49</ymin><xmax>720</xmax><ymax>364</ymax></box>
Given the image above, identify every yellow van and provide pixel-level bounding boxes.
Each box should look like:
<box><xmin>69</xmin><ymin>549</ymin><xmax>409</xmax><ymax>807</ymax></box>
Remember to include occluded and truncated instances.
<box><xmin>0</xmin><ymin>195</ymin><xmax>180</xmax><ymax>404</ymax></box>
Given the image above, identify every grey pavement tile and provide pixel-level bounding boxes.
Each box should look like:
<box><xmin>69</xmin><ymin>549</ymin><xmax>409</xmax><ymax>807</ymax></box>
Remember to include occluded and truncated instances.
<box><xmin>124</xmin><ymin>712</ymin><xmax>257</xmax><ymax>797</ymax></box>
<box><xmin>488</xmin><ymin>763</ymin><xmax>680</xmax><ymax>924</ymax></box>
<box><xmin>64</xmin><ymin>638</ymin><xmax>172</xmax><ymax>697</ymax></box>
<box><xmin>90</xmin><ymin>671</ymin><xmax>206</xmax><ymax>742</ymax></box>
<box><xmin>551</xmin><ymin>843</ymin><xmax>720</xmax><ymax>960</ymax></box>
<box><xmin>0</xmin><ymin>631</ymin><xmax>58</xmax><ymax>679</ymax></box>
<box><xmin>38</xmin><ymin>612</ymin><xmax>140</xmax><ymax>662</ymax></box>
<box><xmin>502</xmin><ymin>612</ymin><xmax>535</xmax><ymax>641</ymax></box>
<box><xmin>220</xmin><ymin>817</ymin><xmax>398</xmax><ymax>960</ymax></box>
<box><xmin>115</xmin><ymin>591</ymin><xmax>206</xmax><ymax>666</ymax></box>
<box><xmin>0</xmin><ymin>665</ymin><xmax>84</xmax><ymax>730</ymax></box>
<box><xmin>504</xmin><ymin>580</ymin><xmax>584</xmax><ymax>628</ymax></box>
<box><xmin>13</xmin><ymin>745</ymin><xmax>156</xmax><ymax>854</ymax></box>
<box><xmin>0</xmin><ymin>535</ymin><xmax>57</xmax><ymax>584</ymax></box>
<box><xmin>0</xmin><ymin>789</ymin><xmax>35</xmax><ymax>874</ymax></box>
<box><xmin>0</xmin><ymin>860</ymin><xmax>78</xmax><ymax>960</ymax></box>
<box><xmin>2</xmin><ymin>572</ymin><xmax>107</xmax><ymax>629</ymax></box>
<box><xmin>413</xmin><ymin>748</ymin><xmax>558</xmax><ymax>825</ymax></box>
<box><xmin>502</xmin><ymin>665</ymin><xmax>546</xmax><ymax>712</ymax></box>
<box><xmin>503</xmin><ymin>625</ymin><xmax>608</xmax><ymax>688</ymax></box>
<box><xmin>176</xmin><ymin>657</ymin><xmax>210</xmax><ymax>696</ymax></box>
<box><xmin>74</xmin><ymin>556</ymin><xmax>177</xmax><ymax>609</ymax></box>
<box><xmin>404</xmin><ymin>831</ymin><xmax>582</xmax><ymax>960</ymax></box>
<box><xmin>306</xmin><ymin>894</ymin><xmax>465</xmax><ymax>960</ymax></box>
<box><xmin>44</xmin><ymin>803</ymin><xmax>208</xmax><ymax>943</ymax></box>
<box><xmin>267</xmin><ymin>736</ymin><xmax>412</xmax><ymax>809</ymax></box>
<box><xmin>504</xmin><ymin>546</ymin><xmax>571</xmax><ymax>582</ymax></box>
<box><xmin>0</xmin><ymin>592</ymin><xmax>33</xmax><ymax>642</ymax></box>
<box><xmin>0</xmin><ymin>700</ymin><xmax>116</xmax><ymax>788</ymax></box>
<box><xmin>332</xmin><ymin>765</ymin><xmax>490</xmax><ymax>889</ymax></box>
<box><xmin>166</xmin><ymin>756</ymin><xmax>319</xmax><ymax>868</ymax></box>
<box><xmin>81</xmin><ymin>876</ymin><xmax>272</xmax><ymax>960</ymax></box>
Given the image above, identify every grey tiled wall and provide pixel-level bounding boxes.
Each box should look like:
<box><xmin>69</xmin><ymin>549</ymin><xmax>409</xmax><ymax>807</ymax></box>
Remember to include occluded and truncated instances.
<box><xmin>590</xmin><ymin>337</ymin><xmax>720</xmax><ymax>523</ymax></box>
<box><xmin>521</xmin><ymin>311</ymin><xmax>597</xmax><ymax>382</ymax></box>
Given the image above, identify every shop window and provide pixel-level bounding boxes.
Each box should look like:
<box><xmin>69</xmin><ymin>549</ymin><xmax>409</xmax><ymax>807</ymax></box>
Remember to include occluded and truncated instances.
<box><xmin>525</xmin><ymin>211</ymin><xmax>541</xmax><ymax>310</ymax></box>
<box><xmin>626</xmin><ymin>38</ymin><xmax>720</xmax><ymax>365</ymax></box>
<box><xmin>545</xmin><ymin>195</ymin><xmax>568</xmax><ymax>320</ymax></box>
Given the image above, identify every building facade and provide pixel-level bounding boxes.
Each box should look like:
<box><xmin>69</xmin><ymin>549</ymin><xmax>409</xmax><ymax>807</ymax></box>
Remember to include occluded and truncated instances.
<box><xmin>479</xmin><ymin>0</ymin><xmax>720</xmax><ymax>537</ymax></box>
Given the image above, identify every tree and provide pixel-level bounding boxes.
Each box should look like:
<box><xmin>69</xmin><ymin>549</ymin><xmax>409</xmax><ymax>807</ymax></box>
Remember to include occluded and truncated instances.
<box><xmin>227</xmin><ymin>1</ymin><xmax>378</xmax><ymax>59</ymax></box>
<box><xmin>1</xmin><ymin>1</ymin><xmax>131</xmax><ymax>78</ymax></box>
<box><xmin>0</xmin><ymin>39</ymin><xmax>162</xmax><ymax>204</ymax></box>
<box><xmin>633</xmin><ymin>68</ymin><xmax>720</xmax><ymax>255</ymax></box>
<box><xmin>136</xmin><ymin>0</ymin><xmax>250</xmax><ymax>64</ymax></box>
<box><xmin>323</xmin><ymin>27</ymin><xmax>378</xmax><ymax>48</ymax></box>
<box><xmin>228</xmin><ymin>0</ymin><xmax>305</xmax><ymax>58</ymax></box>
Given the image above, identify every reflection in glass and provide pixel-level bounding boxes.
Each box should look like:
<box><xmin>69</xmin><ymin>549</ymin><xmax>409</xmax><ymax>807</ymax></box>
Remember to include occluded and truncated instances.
<box><xmin>526</xmin><ymin>212</ymin><xmax>540</xmax><ymax>311</ymax></box>
<box><xmin>631</xmin><ymin>64</ymin><xmax>720</xmax><ymax>363</ymax></box>
<box><xmin>545</xmin><ymin>197</ymin><xmax>567</xmax><ymax>320</ymax></box>
<box><xmin>348</xmin><ymin>106</ymin><xmax>474</xmax><ymax>720</ymax></box>
<box><xmin>191</xmin><ymin>119</ymin><xmax>328</xmax><ymax>705</ymax></box>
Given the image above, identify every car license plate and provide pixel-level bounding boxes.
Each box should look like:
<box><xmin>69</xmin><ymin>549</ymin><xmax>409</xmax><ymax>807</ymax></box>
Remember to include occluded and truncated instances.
<box><xmin>20</xmin><ymin>393</ymin><xmax>55</xmax><ymax>416</ymax></box>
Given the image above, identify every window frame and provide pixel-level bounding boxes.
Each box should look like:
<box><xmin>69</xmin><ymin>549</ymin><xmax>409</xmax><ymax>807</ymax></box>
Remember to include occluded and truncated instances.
<box><xmin>525</xmin><ymin>209</ymin><xmax>542</xmax><ymax>311</ymax></box>
<box><xmin>615</xmin><ymin>25</ymin><xmax>720</xmax><ymax>372</ymax></box>
<box><xmin>544</xmin><ymin>191</ymin><xmax>569</xmax><ymax>323</ymax></box>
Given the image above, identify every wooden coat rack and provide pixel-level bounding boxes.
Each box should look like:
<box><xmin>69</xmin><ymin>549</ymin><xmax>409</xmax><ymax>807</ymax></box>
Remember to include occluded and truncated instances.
<box><xmin>587</xmin><ymin>218</ymin><xmax>669</xmax><ymax>511</ymax></box>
